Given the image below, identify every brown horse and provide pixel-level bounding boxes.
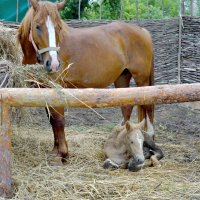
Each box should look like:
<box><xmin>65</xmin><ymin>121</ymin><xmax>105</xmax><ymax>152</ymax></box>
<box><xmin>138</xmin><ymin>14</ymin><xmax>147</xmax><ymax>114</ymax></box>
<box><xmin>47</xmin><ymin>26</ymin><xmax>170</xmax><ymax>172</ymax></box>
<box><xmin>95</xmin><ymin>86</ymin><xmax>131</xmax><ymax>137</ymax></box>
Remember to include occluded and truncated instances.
<box><xmin>18</xmin><ymin>0</ymin><xmax>154</xmax><ymax>164</ymax></box>
<box><xmin>104</xmin><ymin>119</ymin><xmax>164</xmax><ymax>172</ymax></box>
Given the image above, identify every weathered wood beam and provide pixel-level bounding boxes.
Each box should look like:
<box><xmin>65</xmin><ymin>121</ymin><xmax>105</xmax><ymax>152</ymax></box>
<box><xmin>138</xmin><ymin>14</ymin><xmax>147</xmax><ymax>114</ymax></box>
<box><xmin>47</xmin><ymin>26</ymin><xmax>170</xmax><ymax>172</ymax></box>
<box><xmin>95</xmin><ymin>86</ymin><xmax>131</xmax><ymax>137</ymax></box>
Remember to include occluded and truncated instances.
<box><xmin>0</xmin><ymin>103</ymin><xmax>12</xmax><ymax>198</ymax></box>
<box><xmin>1</xmin><ymin>83</ymin><xmax>200</xmax><ymax>108</ymax></box>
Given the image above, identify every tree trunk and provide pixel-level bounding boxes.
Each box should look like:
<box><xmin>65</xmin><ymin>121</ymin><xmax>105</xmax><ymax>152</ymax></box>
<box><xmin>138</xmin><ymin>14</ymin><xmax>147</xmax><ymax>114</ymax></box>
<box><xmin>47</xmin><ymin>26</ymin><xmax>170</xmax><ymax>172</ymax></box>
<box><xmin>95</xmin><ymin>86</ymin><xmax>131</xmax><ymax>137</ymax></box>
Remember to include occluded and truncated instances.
<box><xmin>99</xmin><ymin>0</ymin><xmax>103</xmax><ymax>20</ymax></box>
<box><xmin>78</xmin><ymin>0</ymin><xmax>82</xmax><ymax>20</ymax></box>
<box><xmin>147</xmin><ymin>0</ymin><xmax>150</xmax><ymax>19</ymax></box>
<box><xmin>161</xmin><ymin>0</ymin><xmax>164</xmax><ymax>18</ymax></box>
<box><xmin>120</xmin><ymin>0</ymin><xmax>124</xmax><ymax>20</ymax></box>
<box><xmin>181</xmin><ymin>0</ymin><xmax>185</xmax><ymax>15</ymax></box>
<box><xmin>135</xmin><ymin>0</ymin><xmax>138</xmax><ymax>19</ymax></box>
<box><xmin>190</xmin><ymin>0</ymin><xmax>194</xmax><ymax>16</ymax></box>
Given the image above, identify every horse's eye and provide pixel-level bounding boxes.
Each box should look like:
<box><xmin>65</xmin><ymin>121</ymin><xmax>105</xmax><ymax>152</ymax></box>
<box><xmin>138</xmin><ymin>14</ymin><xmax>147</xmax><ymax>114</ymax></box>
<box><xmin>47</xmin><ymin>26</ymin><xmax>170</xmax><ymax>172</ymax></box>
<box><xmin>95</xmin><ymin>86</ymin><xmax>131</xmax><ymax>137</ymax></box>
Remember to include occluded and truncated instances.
<box><xmin>131</xmin><ymin>141</ymin><xmax>134</xmax><ymax>144</ymax></box>
<box><xmin>36</xmin><ymin>25</ymin><xmax>41</xmax><ymax>31</ymax></box>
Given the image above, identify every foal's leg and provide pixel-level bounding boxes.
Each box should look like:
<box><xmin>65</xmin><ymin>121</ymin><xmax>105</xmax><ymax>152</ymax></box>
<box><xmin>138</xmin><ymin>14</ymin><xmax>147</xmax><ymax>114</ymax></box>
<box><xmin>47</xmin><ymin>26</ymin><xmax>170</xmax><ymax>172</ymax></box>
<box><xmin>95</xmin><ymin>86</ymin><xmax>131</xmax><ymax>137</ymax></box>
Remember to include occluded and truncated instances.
<box><xmin>144</xmin><ymin>135</ymin><xmax>164</xmax><ymax>167</ymax></box>
<box><xmin>103</xmin><ymin>159</ymin><xmax>120</xmax><ymax>169</ymax></box>
<box><xmin>46</xmin><ymin>107</ymin><xmax>68</xmax><ymax>164</ymax></box>
<box><xmin>114</xmin><ymin>69</ymin><xmax>133</xmax><ymax>125</ymax></box>
<box><xmin>103</xmin><ymin>157</ymin><xmax>128</xmax><ymax>169</ymax></box>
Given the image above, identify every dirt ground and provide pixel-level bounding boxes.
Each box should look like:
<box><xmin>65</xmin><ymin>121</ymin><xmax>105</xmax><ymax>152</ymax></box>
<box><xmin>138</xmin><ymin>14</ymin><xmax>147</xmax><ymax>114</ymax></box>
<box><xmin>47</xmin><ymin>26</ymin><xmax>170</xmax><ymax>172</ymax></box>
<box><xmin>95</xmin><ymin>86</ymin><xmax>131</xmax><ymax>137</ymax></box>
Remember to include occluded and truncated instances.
<box><xmin>10</xmin><ymin>103</ymin><xmax>200</xmax><ymax>200</ymax></box>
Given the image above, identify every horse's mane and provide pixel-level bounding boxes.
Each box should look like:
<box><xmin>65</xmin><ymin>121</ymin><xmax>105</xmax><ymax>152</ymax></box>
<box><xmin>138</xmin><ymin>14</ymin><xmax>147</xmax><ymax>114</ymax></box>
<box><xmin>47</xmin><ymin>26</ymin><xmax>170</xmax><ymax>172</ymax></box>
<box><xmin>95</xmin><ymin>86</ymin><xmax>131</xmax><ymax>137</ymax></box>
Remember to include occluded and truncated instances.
<box><xmin>17</xmin><ymin>1</ymin><xmax>67</xmax><ymax>45</ymax></box>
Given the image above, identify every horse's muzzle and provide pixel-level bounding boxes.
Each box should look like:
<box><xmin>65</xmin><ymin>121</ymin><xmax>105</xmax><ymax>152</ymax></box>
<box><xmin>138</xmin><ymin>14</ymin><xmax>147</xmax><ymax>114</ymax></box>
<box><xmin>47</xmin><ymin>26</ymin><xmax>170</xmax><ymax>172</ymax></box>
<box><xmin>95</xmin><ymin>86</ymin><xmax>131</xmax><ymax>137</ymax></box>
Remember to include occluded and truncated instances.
<box><xmin>45</xmin><ymin>59</ymin><xmax>61</xmax><ymax>73</ymax></box>
<box><xmin>128</xmin><ymin>155</ymin><xmax>145</xmax><ymax>172</ymax></box>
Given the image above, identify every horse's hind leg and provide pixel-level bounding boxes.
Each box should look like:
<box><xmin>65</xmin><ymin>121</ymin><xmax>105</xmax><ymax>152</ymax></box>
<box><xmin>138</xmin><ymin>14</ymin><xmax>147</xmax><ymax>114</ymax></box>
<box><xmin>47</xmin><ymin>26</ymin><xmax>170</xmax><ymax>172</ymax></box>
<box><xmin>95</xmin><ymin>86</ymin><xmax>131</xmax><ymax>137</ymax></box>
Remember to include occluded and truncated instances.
<box><xmin>114</xmin><ymin>69</ymin><xmax>133</xmax><ymax>125</ymax></box>
<box><xmin>138</xmin><ymin>104</ymin><xmax>154</xmax><ymax>138</ymax></box>
<box><xmin>134</xmin><ymin>75</ymin><xmax>155</xmax><ymax>139</ymax></box>
<box><xmin>46</xmin><ymin>106</ymin><xmax>68</xmax><ymax>164</ymax></box>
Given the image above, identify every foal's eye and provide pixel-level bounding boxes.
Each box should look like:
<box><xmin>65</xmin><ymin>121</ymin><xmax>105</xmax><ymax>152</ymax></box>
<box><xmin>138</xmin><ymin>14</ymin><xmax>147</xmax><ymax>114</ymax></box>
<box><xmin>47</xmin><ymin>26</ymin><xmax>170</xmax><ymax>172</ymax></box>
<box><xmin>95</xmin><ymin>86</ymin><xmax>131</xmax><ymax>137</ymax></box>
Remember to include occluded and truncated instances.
<box><xmin>36</xmin><ymin>25</ymin><xmax>41</xmax><ymax>31</ymax></box>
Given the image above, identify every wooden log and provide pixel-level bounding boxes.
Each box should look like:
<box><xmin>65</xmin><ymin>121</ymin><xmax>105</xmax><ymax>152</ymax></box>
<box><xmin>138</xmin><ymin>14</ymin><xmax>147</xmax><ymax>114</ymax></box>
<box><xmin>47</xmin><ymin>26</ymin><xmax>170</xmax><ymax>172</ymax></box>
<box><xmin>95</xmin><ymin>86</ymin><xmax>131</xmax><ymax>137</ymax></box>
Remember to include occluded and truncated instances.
<box><xmin>1</xmin><ymin>83</ymin><xmax>200</xmax><ymax>108</ymax></box>
<box><xmin>0</xmin><ymin>103</ymin><xmax>12</xmax><ymax>198</ymax></box>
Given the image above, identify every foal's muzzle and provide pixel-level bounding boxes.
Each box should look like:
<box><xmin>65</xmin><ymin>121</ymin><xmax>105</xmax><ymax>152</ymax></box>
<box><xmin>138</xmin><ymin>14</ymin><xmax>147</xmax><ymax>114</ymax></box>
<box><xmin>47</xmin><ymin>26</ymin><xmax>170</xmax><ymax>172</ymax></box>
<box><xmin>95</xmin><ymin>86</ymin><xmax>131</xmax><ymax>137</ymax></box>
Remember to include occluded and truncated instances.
<box><xmin>128</xmin><ymin>155</ymin><xmax>145</xmax><ymax>172</ymax></box>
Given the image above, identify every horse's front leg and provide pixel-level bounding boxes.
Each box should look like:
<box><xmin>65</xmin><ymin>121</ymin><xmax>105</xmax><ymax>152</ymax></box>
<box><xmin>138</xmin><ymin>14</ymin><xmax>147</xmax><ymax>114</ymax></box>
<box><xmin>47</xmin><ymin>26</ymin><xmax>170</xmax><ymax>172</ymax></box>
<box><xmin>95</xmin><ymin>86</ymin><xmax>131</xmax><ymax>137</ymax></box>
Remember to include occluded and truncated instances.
<box><xmin>47</xmin><ymin>107</ymin><xmax>68</xmax><ymax>164</ymax></box>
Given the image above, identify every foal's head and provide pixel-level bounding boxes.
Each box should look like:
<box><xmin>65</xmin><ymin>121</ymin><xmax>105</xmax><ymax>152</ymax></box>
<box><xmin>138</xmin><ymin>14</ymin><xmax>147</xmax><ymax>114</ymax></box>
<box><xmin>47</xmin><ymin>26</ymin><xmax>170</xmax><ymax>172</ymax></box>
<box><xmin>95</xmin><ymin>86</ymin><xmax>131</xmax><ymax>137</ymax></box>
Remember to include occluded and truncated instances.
<box><xmin>124</xmin><ymin>120</ymin><xmax>145</xmax><ymax>171</ymax></box>
<box><xmin>28</xmin><ymin>0</ymin><xmax>65</xmax><ymax>72</ymax></box>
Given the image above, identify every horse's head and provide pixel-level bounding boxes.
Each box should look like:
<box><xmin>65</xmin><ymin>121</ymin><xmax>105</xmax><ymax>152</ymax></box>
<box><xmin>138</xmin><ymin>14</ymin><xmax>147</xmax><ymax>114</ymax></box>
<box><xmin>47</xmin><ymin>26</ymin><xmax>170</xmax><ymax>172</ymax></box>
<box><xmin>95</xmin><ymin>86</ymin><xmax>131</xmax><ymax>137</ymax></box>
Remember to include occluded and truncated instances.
<box><xmin>29</xmin><ymin>0</ymin><xmax>65</xmax><ymax>72</ymax></box>
<box><xmin>124</xmin><ymin>119</ymin><xmax>146</xmax><ymax>172</ymax></box>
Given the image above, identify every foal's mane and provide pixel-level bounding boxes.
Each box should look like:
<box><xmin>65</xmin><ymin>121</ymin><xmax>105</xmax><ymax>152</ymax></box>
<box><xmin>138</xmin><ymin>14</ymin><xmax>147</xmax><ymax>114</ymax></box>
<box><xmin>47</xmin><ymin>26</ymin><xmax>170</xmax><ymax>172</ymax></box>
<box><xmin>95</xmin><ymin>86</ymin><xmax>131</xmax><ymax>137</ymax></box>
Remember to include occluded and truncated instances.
<box><xmin>17</xmin><ymin>1</ymin><xmax>67</xmax><ymax>45</ymax></box>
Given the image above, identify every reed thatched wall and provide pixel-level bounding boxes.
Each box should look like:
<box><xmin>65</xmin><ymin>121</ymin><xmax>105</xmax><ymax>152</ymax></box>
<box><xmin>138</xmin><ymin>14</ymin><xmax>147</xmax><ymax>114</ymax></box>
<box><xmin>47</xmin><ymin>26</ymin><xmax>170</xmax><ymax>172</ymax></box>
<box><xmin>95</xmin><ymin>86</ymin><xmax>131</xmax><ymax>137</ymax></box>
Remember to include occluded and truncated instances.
<box><xmin>181</xmin><ymin>16</ymin><xmax>200</xmax><ymax>83</ymax></box>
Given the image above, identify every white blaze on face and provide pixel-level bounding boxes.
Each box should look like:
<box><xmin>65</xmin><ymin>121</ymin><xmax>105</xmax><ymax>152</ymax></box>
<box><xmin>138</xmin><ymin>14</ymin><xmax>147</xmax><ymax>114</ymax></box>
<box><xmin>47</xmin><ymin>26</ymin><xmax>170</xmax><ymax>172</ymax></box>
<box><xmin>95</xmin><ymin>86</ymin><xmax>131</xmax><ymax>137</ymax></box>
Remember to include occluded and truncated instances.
<box><xmin>146</xmin><ymin>114</ymin><xmax>154</xmax><ymax>137</ymax></box>
<box><xmin>136</xmin><ymin>133</ymin><xmax>143</xmax><ymax>149</ymax></box>
<box><xmin>46</xmin><ymin>16</ymin><xmax>59</xmax><ymax>72</ymax></box>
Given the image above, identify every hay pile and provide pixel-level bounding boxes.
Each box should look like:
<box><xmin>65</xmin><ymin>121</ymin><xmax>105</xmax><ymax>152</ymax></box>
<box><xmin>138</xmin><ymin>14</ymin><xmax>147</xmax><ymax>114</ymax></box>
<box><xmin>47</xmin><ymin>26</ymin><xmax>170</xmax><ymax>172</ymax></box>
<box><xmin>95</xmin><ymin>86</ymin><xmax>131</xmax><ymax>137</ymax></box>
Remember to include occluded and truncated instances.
<box><xmin>11</xmin><ymin>116</ymin><xmax>200</xmax><ymax>200</ymax></box>
<box><xmin>0</xmin><ymin>24</ymin><xmax>50</xmax><ymax>89</ymax></box>
<box><xmin>0</xmin><ymin>24</ymin><xmax>20</xmax><ymax>64</ymax></box>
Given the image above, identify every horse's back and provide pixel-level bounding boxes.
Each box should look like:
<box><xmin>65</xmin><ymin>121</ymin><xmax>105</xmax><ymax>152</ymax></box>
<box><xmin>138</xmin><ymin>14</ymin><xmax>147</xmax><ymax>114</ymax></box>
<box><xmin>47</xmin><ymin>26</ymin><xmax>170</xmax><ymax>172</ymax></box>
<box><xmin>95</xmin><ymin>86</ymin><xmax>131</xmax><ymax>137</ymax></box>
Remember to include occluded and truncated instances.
<box><xmin>60</xmin><ymin>21</ymin><xmax>153</xmax><ymax>88</ymax></box>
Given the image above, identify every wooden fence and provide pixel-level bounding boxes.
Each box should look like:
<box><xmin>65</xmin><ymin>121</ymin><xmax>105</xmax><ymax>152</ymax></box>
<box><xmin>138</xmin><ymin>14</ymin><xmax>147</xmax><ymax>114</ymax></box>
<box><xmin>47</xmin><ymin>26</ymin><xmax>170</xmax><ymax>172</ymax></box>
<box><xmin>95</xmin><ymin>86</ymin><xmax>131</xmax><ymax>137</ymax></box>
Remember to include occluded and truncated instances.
<box><xmin>1</xmin><ymin>83</ymin><xmax>200</xmax><ymax>197</ymax></box>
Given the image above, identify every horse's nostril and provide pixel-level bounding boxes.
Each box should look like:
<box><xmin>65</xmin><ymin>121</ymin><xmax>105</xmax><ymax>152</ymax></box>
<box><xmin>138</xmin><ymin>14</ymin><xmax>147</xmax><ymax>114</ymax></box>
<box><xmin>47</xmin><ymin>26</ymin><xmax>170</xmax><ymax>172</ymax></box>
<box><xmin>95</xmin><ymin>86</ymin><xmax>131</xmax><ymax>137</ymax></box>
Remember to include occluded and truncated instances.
<box><xmin>135</xmin><ymin>156</ymin><xmax>144</xmax><ymax>164</ymax></box>
<box><xmin>45</xmin><ymin>60</ymin><xmax>52</xmax><ymax>72</ymax></box>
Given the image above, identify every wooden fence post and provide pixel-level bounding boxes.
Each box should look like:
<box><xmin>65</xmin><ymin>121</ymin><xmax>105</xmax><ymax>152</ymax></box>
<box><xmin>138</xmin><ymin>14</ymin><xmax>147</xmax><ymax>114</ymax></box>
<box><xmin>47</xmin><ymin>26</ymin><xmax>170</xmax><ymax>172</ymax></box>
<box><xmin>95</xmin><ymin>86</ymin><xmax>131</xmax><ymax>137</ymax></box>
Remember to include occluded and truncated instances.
<box><xmin>0</xmin><ymin>100</ymin><xmax>12</xmax><ymax>198</ymax></box>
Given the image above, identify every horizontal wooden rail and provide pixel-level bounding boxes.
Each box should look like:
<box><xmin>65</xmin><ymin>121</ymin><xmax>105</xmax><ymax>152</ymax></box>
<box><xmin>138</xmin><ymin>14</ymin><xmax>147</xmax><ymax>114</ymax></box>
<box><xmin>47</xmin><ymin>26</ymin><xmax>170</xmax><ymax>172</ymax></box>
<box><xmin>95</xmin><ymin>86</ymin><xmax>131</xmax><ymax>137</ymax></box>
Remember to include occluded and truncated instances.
<box><xmin>1</xmin><ymin>83</ymin><xmax>200</xmax><ymax>107</ymax></box>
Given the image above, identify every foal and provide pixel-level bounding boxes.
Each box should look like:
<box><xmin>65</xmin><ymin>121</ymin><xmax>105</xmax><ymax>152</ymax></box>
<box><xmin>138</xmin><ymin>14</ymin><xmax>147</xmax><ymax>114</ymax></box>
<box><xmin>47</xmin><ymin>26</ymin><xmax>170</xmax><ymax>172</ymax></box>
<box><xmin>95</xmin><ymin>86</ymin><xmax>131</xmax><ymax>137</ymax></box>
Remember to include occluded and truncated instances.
<box><xmin>103</xmin><ymin>119</ymin><xmax>164</xmax><ymax>171</ymax></box>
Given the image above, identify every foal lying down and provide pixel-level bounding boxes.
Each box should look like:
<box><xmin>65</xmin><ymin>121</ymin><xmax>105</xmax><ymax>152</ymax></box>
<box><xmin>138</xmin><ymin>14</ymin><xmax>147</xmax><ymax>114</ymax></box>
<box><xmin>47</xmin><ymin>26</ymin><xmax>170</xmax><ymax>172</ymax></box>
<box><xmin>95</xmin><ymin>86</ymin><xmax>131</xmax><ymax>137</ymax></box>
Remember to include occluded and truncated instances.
<box><xmin>103</xmin><ymin>119</ymin><xmax>164</xmax><ymax>171</ymax></box>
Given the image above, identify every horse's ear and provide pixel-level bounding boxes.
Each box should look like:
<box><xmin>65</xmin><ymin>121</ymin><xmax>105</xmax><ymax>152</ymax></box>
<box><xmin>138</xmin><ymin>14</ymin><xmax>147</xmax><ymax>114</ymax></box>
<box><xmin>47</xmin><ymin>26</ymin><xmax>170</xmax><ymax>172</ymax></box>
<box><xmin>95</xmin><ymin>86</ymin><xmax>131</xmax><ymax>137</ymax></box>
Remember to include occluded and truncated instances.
<box><xmin>125</xmin><ymin>121</ymin><xmax>132</xmax><ymax>132</ymax></box>
<box><xmin>29</xmin><ymin>0</ymin><xmax>39</xmax><ymax>11</ymax></box>
<box><xmin>138</xmin><ymin>118</ymin><xmax>145</xmax><ymax>130</ymax></box>
<box><xmin>57</xmin><ymin>0</ymin><xmax>66</xmax><ymax>12</ymax></box>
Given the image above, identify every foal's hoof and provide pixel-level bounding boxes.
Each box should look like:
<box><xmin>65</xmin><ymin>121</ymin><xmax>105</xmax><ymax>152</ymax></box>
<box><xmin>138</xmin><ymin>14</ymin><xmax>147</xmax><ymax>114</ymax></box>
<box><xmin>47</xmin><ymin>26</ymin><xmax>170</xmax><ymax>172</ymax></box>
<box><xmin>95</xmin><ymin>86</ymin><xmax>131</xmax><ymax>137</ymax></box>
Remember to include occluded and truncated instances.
<box><xmin>103</xmin><ymin>159</ymin><xmax>119</xmax><ymax>170</ymax></box>
<box><xmin>150</xmin><ymin>155</ymin><xmax>161</xmax><ymax>168</ymax></box>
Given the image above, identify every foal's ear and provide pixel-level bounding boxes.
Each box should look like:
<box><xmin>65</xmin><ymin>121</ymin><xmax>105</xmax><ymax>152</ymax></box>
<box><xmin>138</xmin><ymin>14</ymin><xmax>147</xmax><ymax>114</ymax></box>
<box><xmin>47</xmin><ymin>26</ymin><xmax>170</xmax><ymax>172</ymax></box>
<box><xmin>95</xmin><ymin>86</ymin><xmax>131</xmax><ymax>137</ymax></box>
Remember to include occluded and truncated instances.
<box><xmin>57</xmin><ymin>0</ymin><xmax>66</xmax><ymax>12</ymax></box>
<box><xmin>29</xmin><ymin>0</ymin><xmax>39</xmax><ymax>11</ymax></box>
<box><xmin>138</xmin><ymin>118</ymin><xmax>146</xmax><ymax>129</ymax></box>
<box><xmin>125</xmin><ymin>121</ymin><xmax>132</xmax><ymax>132</ymax></box>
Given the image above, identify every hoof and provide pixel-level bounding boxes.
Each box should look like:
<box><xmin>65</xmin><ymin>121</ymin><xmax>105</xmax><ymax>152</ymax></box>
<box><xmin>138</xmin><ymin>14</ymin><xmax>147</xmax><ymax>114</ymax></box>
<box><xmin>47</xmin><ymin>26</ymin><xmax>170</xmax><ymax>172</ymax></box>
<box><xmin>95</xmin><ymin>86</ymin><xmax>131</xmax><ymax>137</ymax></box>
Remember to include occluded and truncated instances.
<box><xmin>48</xmin><ymin>154</ymin><xmax>63</xmax><ymax>166</ymax></box>
<box><xmin>48</xmin><ymin>151</ymin><xmax>69</xmax><ymax>166</ymax></box>
<box><xmin>150</xmin><ymin>155</ymin><xmax>161</xmax><ymax>168</ymax></box>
